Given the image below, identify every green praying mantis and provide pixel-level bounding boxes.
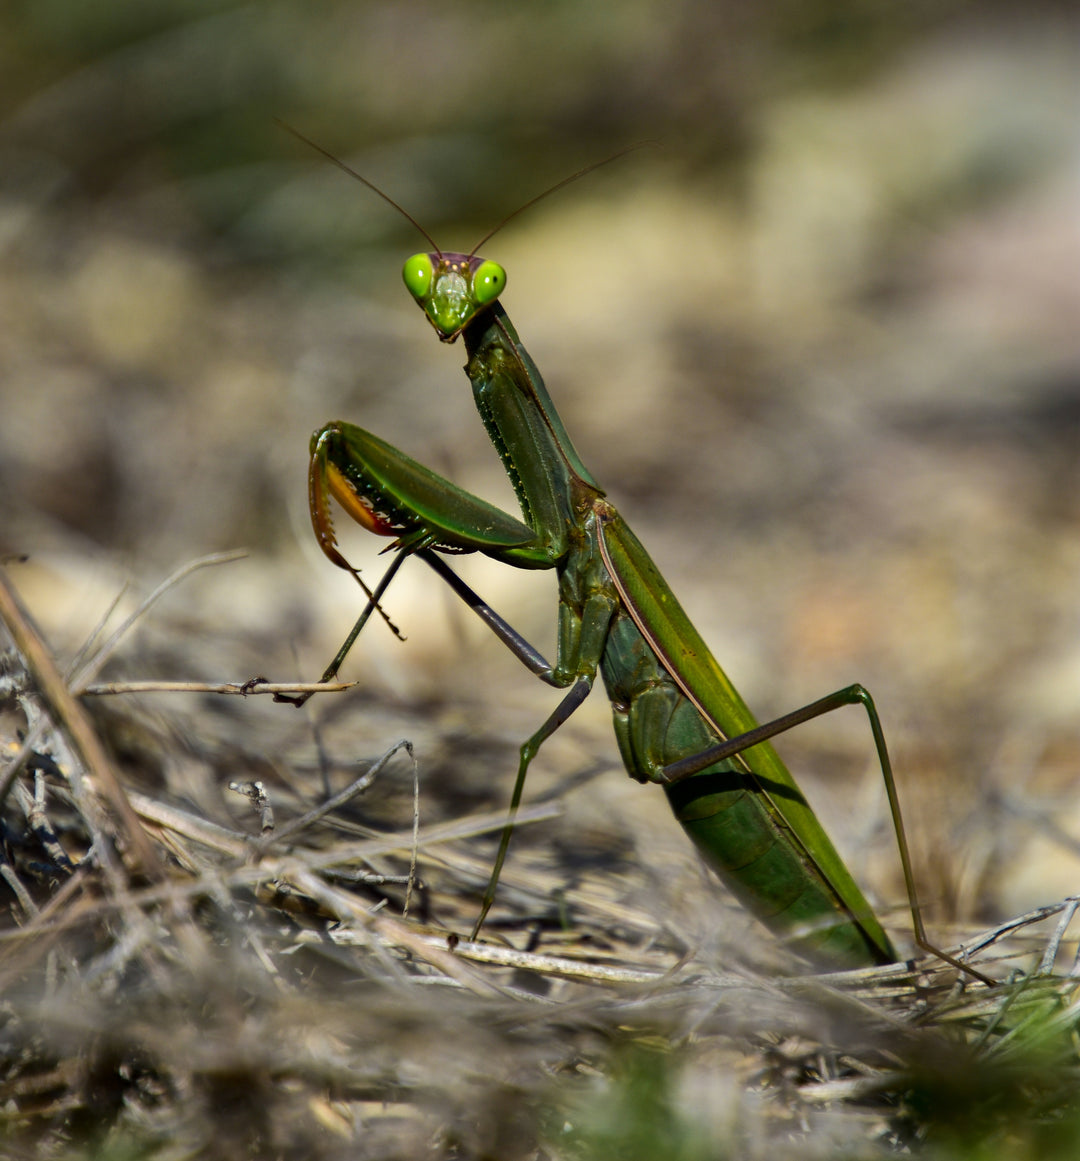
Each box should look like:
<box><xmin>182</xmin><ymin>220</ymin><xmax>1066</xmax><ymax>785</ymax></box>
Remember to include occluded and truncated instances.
<box><xmin>279</xmin><ymin>130</ymin><xmax>991</xmax><ymax>980</ymax></box>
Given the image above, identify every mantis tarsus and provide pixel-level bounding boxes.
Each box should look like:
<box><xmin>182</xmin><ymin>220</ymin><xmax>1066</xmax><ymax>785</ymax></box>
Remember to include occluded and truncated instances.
<box><xmin>279</xmin><ymin>130</ymin><xmax>991</xmax><ymax>981</ymax></box>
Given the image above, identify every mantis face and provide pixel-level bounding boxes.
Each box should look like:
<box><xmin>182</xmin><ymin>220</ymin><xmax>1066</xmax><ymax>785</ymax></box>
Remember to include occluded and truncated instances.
<box><xmin>402</xmin><ymin>251</ymin><xmax>507</xmax><ymax>342</ymax></box>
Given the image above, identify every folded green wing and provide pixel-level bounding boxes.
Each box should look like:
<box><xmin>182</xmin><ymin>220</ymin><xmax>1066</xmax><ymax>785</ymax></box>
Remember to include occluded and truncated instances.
<box><xmin>597</xmin><ymin>507</ymin><xmax>894</xmax><ymax>962</ymax></box>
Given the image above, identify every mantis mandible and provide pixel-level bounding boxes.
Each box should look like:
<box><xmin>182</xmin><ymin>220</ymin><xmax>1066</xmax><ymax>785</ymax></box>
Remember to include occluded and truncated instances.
<box><xmin>280</xmin><ymin>129</ymin><xmax>990</xmax><ymax>979</ymax></box>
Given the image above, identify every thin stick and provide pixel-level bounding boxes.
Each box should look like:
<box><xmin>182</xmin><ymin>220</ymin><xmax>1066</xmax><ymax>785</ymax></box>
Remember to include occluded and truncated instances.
<box><xmin>288</xmin><ymin>866</ymin><xmax>505</xmax><ymax>997</ymax></box>
<box><xmin>65</xmin><ymin>582</ymin><xmax>128</xmax><ymax>682</ymax></box>
<box><xmin>1039</xmin><ymin>897</ymin><xmax>1080</xmax><ymax>975</ymax></box>
<box><xmin>307</xmin><ymin>926</ymin><xmax>672</xmax><ymax>986</ymax></box>
<box><xmin>128</xmin><ymin>793</ymin><xmax>251</xmax><ymax>859</ymax></box>
<box><xmin>28</xmin><ymin>769</ymin><xmax>75</xmax><ymax>871</ymax></box>
<box><xmin>258</xmin><ymin>740</ymin><xmax>413</xmax><ymax>849</ymax></box>
<box><xmin>68</xmin><ymin>550</ymin><xmax>248</xmax><ymax>693</ymax></box>
<box><xmin>119</xmin><ymin>799</ymin><xmax>562</xmax><ymax>883</ymax></box>
<box><xmin>81</xmin><ymin>679</ymin><xmax>360</xmax><ymax>697</ymax></box>
<box><xmin>229</xmin><ymin>780</ymin><xmax>275</xmax><ymax>835</ymax></box>
<box><xmin>966</xmin><ymin>897</ymin><xmax>1080</xmax><ymax>957</ymax></box>
<box><xmin>403</xmin><ymin>744</ymin><xmax>420</xmax><ymax>918</ymax></box>
<box><xmin>0</xmin><ymin>717</ymin><xmax>49</xmax><ymax>807</ymax></box>
<box><xmin>0</xmin><ymin>850</ymin><xmax>37</xmax><ymax>919</ymax></box>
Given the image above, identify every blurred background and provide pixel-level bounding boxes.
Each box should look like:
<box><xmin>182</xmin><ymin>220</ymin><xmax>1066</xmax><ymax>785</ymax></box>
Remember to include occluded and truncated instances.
<box><xmin>1</xmin><ymin>0</ymin><xmax>1078</xmax><ymax>948</ymax></box>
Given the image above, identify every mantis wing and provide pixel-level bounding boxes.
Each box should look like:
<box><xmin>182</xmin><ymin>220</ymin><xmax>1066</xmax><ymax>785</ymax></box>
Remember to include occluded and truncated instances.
<box><xmin>598</xmin><ymin>507</ymin><xmax>895</xmax><ymax>963</ymax></box>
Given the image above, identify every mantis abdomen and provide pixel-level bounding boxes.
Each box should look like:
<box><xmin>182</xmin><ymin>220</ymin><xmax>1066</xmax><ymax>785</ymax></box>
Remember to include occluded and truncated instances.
<box><xmin>601</xmin><ymin>568</ymin><xmax>895</xmax><ymax>967</ymax></box>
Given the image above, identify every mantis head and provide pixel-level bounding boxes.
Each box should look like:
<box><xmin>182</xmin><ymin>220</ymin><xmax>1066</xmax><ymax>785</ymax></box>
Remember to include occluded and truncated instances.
<box><xmin>402</xmin><ymin>251</ymin><xmax>507</xmax><ymax>343</ymax></box>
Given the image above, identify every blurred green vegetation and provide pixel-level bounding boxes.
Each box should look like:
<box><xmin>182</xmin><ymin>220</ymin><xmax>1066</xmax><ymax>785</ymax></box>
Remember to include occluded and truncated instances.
<box><xmin>543</xmin><ymin>978</ymin><xmax>1080</xmax><ymax>1161</ymax></box>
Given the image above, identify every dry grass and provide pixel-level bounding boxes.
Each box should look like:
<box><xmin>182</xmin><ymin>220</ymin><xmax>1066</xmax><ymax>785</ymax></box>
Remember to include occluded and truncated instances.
<box><xmin>4</xmin><ymin>559</ymin><xmax>1080</xmax><ymax>1161</ymax></box>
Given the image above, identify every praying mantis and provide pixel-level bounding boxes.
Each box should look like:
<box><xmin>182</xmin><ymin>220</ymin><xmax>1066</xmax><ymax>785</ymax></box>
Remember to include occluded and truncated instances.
<box><xmin>279</xmin><ymin>130</ymin><xmax>990</xmax><ymax>979</ymax></box>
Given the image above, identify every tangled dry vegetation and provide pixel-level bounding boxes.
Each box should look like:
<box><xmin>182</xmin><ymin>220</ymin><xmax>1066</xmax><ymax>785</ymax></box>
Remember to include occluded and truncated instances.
<box><xmin>3</xmin><ymin>557</ymin><xmax>1080</xmax><ymax>1161</ymax></box>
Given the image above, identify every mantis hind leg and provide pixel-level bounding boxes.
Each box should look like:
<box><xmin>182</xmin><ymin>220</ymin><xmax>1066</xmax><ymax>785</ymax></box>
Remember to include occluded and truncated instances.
<box><xmin>470</xmin><ymin>677</ymin><xmax>593</xmax><ymax>940</ymax></box>
<box><xmin>468</xmin><ymin>588</ymin><xmax>619</xmax><ymax>938</ymax></box>
<box><xmin>661</xmin><ymin>684</ymin><xmax>993</xmax><ymax>985</ymax></box>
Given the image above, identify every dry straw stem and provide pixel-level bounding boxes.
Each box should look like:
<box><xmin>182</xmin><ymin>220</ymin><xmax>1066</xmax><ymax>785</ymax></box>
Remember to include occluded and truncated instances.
<box><xmin>82</xmin><ymin>679</ymin><xmax>360</xmax><ymax>696</ymax></box>
<box><xmin>65</xmin><ymin>549</ymin><xmax>248</xmax><ymax>692</ymax></box>
<box><xmin>3</xmin><ymin>557</ymin><xmax>1080</xmax><ymax>1157</ymax></box>
<box><xmin>59</xmin><ymin>550</ymin><xmax>359</xmax><ymax>700</ymax></box>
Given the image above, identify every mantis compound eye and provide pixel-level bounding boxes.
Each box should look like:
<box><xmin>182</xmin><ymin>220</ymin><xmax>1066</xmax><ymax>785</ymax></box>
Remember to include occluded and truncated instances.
<box><xmin>402</xmin><ymin>252</ymin><xmax>434</xmax><ymax>300</ymax></box>
<box><xmin>472</xmin><ymin>260</ymin><xmax>506</xmax><ymax>306</ymax></box>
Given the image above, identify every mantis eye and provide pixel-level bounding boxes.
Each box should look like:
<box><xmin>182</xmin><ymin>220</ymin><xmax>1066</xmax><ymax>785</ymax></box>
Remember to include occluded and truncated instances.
<box><xmin>402</xmin><ymin>253</ymin><xmax>434</xmax><ymax>300</ymax></box>
<box><xmin>473</xmin><ymin>260</ymin><xmax>506</xmax><ymax>305</ymax></box>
